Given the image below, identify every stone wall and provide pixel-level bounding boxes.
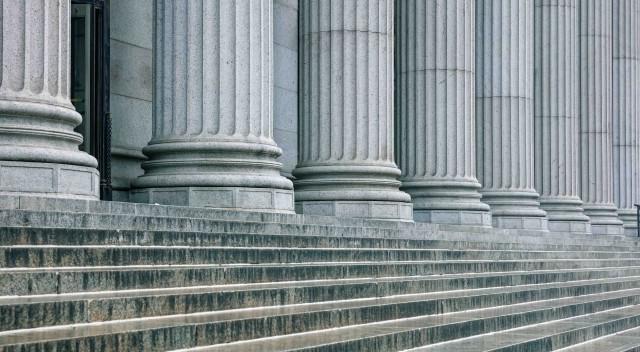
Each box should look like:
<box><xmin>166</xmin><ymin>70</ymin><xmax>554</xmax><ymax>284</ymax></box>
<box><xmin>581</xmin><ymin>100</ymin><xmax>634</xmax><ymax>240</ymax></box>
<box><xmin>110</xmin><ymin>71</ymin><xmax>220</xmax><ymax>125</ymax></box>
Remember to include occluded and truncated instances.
<box><xmin>109</xmin><ymin>0</ymin><xmax>153</xmax><ymax>201</ymax></box>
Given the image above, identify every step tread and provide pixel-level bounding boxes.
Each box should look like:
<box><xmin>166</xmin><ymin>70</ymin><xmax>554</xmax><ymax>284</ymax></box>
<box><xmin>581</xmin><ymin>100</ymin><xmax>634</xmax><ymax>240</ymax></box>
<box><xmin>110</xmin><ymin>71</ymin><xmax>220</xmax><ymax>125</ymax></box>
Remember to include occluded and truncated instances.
<box><xmin>4</xmin><ymin>282</ymin><xmax>640</xmax><ymax>347</ymax></box>
<box><xmin>3</xmin><ymin>258</ymin><xmax>639</xmax><ymax>274</ymax></box>
<box><xmin>8</xmin><ymin>244</ymin><xmax>638</xmax><ymax>253</ymax></box>
<box><xmin>2</xmin><ymin>273</ymin><xmax>640</xmax><ymax>306</ymax></box>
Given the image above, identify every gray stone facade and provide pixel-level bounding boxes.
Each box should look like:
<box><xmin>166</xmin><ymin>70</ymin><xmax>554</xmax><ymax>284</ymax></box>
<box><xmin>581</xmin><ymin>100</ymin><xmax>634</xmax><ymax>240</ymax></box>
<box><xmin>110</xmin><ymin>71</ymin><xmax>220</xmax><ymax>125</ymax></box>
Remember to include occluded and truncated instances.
<box><xmin>1</xmin><ymin>0</ymin><xmax>639</xmax><ymax>232</ymax></box>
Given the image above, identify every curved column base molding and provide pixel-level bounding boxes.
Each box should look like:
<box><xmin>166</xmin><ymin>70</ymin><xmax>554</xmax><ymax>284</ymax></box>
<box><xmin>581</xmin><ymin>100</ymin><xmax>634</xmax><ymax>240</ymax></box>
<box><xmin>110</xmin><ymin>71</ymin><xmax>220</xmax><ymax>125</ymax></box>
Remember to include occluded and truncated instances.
<box><xmin>481</xmin><ymin>190</ymin><xmax>548</xmax><ymax>231</ymax></box>
<box><xmin>539</xmin><ymin>196</ymin><xmax>592</xmax><ymax>234</ymax></box>
<box><xmin>296</xmin><ymin>200</ymin><xmax>413</xmax><ymax>221</ymax></box>
<box><xmin>583</xmin><ymin>203</ymin><xmax>624</xmax><ymax>235</ymax></box>
<box><xmin>130</xmin><ymin>186</ymin><xmax>294</xmax><ymax>213</ymax></box>
<box><xmin>402</xmin><ymin>178</ymin><xmax>491</xmax><ymax>226</ymax></box>
<box><xmin>618</xmin><ymin>208</ymin><xmax>638</xmax><ymax>236</ymax></box>
<box><xmin>0</xmin><ymin>160</ymin><xmax>99</xmax><ymax>200</ymax></box>
<box><xmin>293</xmin><ymin>164</ymin><xmax>412</xmax><ymax>221</ymax></box>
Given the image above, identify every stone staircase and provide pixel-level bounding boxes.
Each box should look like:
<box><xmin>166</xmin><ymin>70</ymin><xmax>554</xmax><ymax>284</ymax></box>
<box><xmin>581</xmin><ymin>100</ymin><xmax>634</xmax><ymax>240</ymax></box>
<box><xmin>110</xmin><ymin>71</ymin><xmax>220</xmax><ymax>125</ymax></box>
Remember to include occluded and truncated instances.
<box><xmin>2</xmin><ymin>197</ymin><xmax>640</xmax><ymax>351</ymax></box>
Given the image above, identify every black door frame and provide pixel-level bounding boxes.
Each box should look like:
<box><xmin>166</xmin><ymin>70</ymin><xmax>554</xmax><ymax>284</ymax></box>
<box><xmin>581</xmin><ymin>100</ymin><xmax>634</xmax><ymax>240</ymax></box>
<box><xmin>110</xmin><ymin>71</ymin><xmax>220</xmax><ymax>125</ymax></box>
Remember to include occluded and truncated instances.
<box><xmin>71</xmin><ymin>0</ymin><xmax>112</xmax><ymax>200</ymax></box>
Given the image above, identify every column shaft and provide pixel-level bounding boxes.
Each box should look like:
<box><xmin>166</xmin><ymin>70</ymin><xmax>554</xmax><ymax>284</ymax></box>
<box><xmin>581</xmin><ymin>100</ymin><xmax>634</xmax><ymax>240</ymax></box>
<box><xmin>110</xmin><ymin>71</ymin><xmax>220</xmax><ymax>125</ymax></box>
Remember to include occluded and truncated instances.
<box><xmin>476</xmin><ymin>0</ymin><xmax>547</xmax><ymax>230</ymax></box>
<box><xmin>133</xmin><ymin>0</ymin><xmax>294</xmax><ymax>212</ymax></box>
<box><xmin>396</xmin><ymin>0</ymin><xmax>490</xmax><ymax>225</ymax></box>
<box><xmin>534</xmin><ymin>0</ymin><xmax>591</xmax><ymax>233</ymax></box>
<box><xmin>612</xmin><ymin>0</ymin><xmax>640</xmax><ymax>235</ymax></box>
<box><xmin>578</xmin><ymin>0</ymin><xmax>624</xmax><ymax>234</ymax></box>
<box><xmin>294</xmin><ymin>0</ymin><xmax>412</xmax><ymax>220</ymax></box>
<box><xmin>0</xmin><ymin>0</ymin><xmax>99</xmax><ymax>199</ymax></box>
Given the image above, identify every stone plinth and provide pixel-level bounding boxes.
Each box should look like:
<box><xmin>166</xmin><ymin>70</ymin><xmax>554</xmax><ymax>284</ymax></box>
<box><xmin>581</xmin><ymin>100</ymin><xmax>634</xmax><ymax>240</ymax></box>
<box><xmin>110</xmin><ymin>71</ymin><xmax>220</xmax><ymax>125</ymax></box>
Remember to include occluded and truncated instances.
<box><xmin>293</xmin><ymin>0</ymin><xmax>412</xmax><ymax>221</ymax></box>
<box><xmin>533</xmin><ymin>0</ymin><xmax>591</xmax><ymax>234</ymax></box>
<box><xmin>612</xmin><ymin>0</ymin><xmax>640</xmax><ymax>236</ymax></box>
<box><xmin>395</xmin><ymin>0</ymin><xmax>490</xmax><ymax>226</ymax></box>
<box><xmin>133</xmin><ymin>0</ymin><xmax>294</xmax><ymax>212</ymax></box>
<box><xmin>476</xmin><ymin>0</ymin><xmax>548</xmax><ymax>230</ymax></box>
<box><xmin>578</xmin><ymin>0</ymin><xmax>624</xmax><ymax>235</ymax></box>
<box><xmin>0</xmin><ymin>0</ymin><xmax>99</xmax><ymax>199</ymax></box>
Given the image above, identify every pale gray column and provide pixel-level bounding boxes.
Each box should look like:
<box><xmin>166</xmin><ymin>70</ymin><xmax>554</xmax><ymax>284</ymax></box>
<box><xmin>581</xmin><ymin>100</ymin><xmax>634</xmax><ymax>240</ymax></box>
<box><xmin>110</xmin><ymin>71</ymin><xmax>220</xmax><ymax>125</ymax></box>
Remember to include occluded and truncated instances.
<box><xmin>612</xmin><ymin>0</ymin><xmax>640</xmax><ymax>236</ymax></box>
<box><xmin>396</xmin><ymin>0</ymin><xmax>491</xmax><ymax>225</ymax></box>
<box><xmin>578</xmin><ymin>0</ymin><xmax>624</xmax><ymax>235</ymax></box>
<box><xmin>0</xmin><ymin>0</ymin><xmax>99</xmax><ymax>199</ymax></box>
<box><xmin>534</xmin><ymin>0</ymin><xmax>591</xmax><ymax>234</ymax></box>
<box><xmin>476</xmin><ymin>0</ymin><xmax>548</xmax><ymax>230</ymax></box>
<box><xmin>133</xmin><ymin>0</ymin><xmax>294</xmax><ymax>212</ymax></box>
<box><xmin>294</xmin><ymin>0</ymin><xmax>413</xmax><ymax>220</ymax></box>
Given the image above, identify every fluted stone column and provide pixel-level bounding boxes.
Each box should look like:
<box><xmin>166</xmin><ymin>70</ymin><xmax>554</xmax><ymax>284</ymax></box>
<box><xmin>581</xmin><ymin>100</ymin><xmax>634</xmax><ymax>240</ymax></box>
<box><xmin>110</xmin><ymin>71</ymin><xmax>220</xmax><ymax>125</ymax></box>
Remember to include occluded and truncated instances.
<box><xmin>132</xmin><ymin>0</ymin><xmax>294</xmax><ymax>212</ymax></box>
<box><xmin>534</xmin><ymin>0</ymin><xmax>591</xmax><ymax>234</ymax></box>
<box><xmin>578</xmin><ymin>0</ymin><xmax>624</xmax><ymax>235</ymax></box>
<box><xmin>0</xmin><ymin>0</ymin><xmax>99</xmax><ymax>199</ymax></box>
<box><xmin>612</xmin><ymin>0</ymin><xmax>640</xmax><ymax>236</ymax></box>
<box><xmin>294</xmin><ymin>0</ymin><xmax>412</xmax><ymax>220</ymax></box>
<box><xmin>395</xmin><ymin>0</ymin><xmax>491</xmax><ymax>225</ymax></box>
<box><xmin>476</xmin><ymin>0</ymin><xmax>548</xmax><ymax>230</ymax></box>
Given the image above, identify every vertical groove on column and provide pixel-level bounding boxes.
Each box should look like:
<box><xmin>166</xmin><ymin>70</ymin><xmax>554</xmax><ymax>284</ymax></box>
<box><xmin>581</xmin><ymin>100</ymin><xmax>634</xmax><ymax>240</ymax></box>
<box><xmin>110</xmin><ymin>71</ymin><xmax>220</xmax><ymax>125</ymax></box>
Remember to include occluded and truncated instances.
<box><xmin>612</xmin><ymin>0</ymin><xmax>640</xmax><ymax>235</ymax></box>
<box><xmin>395</xmin><ymin>0</ymin><xmax>491</xmax><ymax>226</ymax></box>
<box><xmin>0</xmin><ymin>0</ymin><xmax>98</xmax><ymax>199</ymax></box>
<box><xmin>294</xmin><ymin>0</ymin><xmax>412</xmax><ymax>221</ymax></box>
<box><xmin>134</xmin><ymin>0</ymin><xmax>294</xmax><ymax>211</ymax></box>
<box><xmin>578</xmin><ymin>0</ymin><xmax>624</xmax><ymax>235</ymax></box>
<box><xmin>476</xmin><ymin>0</ymin><xmax>547</xmax><ymax>230</ymax></box>
<box><xmin>534</xmin><ymin>0</ymin><xmax>591</xmax><ymax>233</ymax></box>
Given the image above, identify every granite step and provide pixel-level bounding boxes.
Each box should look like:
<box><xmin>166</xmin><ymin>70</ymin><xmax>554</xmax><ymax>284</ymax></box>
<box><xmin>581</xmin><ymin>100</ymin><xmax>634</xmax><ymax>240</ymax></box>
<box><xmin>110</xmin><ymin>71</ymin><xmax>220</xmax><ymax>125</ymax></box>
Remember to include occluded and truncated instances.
<box><xmin>3</xmin><ymin>271</ymin><xmax>640</xmax><ymax>331</ymax></box>
<box><xmin>3</xmin><ymin>284</ymin><xmax>640</xmax><ymax>351</ymax></box>
<box><xmin>4</xmin><ymin>260</ymin><xmax>640</xmax><ymax>295</ymax></box>
<box><xmin>406</xmin><ymin>304</ymin><xmax>640</xmax><ymax>351</ymax></box>
<box><xmin>3</xmin><ymin>245</ymin><xmax>640</xmax><ymax>268</ymax></box>
<box><xmin>3</xmin><ymin>227</ymin><xmax>638</xmax><ymax>253</ymax></box>
<box><xmin>1</xmin><ymin>209</ymin><xmax>636</xmax><ymax>250</ymax></box>
<box><xmin>554</xmin><ymin>325</ymin><xmax>640</xmax><ymax>352</ymax></box>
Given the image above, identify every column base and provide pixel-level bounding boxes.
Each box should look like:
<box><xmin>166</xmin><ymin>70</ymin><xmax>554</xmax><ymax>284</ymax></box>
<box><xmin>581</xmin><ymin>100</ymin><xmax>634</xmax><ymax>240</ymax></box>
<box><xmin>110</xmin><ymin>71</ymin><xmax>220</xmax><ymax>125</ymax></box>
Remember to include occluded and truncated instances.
<box><xmin>481</xmin><ymin>190</ymin><xmax>549</xmax><ymax>231</ymax></box>
<box><xmin>413</xmin><ymin>209</ymin><xmax>492</xmax><ymax>226</ymax></box>
<box><xmin>0</xmin><ymin>160</ymin><xmax>99</xmax><ymax>200</ymax></box>
<box><xmin>539</xmin><ymin>196</ymin><xmax>592</xmax><ymax>234</ymax></box>
<box><xmin>403</xmin><ymin>178</ymin><xmax>491</xmax><ymax>226</ymax></box>
<box><xmin>583</xmin><ymin>203</ymin><xmax>624</xmax><ymax>235</ymax></box>
<box><xmin>296</xmin><ymin>200</ymin><xmax>413</xmax><ymax>221</ymax></box>
<box><xmin>131</xmin><ymin>186</ymin><xmax>295</xmax><ymax>213</ymax></box>
<box><xmin>616</xmin><ymin>208</ymin><xmax>638</xmax><ymax>236</ymax></box>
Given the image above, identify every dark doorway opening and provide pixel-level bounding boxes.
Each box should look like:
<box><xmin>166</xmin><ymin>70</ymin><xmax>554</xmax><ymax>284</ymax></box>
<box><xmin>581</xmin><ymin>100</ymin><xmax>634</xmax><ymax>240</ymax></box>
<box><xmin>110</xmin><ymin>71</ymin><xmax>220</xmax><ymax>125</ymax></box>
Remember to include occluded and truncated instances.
<box><xmin>70</xmin><ymin>0</ymin><xmax>111</xmax><ymax>200</ymax></box>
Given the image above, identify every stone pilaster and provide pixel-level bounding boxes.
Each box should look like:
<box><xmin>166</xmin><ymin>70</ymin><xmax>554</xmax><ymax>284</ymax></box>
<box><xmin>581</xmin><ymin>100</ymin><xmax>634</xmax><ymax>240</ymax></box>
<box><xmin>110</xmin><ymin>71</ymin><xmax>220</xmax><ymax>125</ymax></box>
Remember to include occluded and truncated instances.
<box><xmin>0</xmin><ymin>0</ymin><xmax>99</xmax><ymax>199</ymax></box>
<box><xmin>294</xmin><ymin>0</ymin><xmax>412</xmax><ymax>220</ymax></box>
<box><xmin>395</xmin><ymin>0</ymin><xmax>490</xmax><ymax>225</ymax></box>
<box><xmin>132</xmin><ymin>0</ymin><xmax>294</xmax><ymax>212</ymax></box>
<box><xmin>578</xmin><ymin>0</ymin><xmax>624</xmax><ymax>235</ymax></box>
<box><xmin>533</xmin><ymin>0</ymin><xmax>591</xmax><ymax>234</ymax></box>
<box><xmin>612</xmin><ymin>0</ymin><xmax>640</xmax><ymax>236</ymax></box>
<box><xmin>476</xmin><ymin>0</ymin><xmax>547</xmax><ymax>230</ymax></box>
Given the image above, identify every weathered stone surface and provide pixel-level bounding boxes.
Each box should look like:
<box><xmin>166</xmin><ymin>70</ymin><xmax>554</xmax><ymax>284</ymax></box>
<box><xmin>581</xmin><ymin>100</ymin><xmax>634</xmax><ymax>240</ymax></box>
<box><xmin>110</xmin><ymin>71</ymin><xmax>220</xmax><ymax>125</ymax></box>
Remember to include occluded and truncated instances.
<box><xmin>395</xmin><ymin>0</ymin><xmax>490</xmax><ymax>226</ymax></box>
<box><xmin>2</xmin><ymin>200</ymin><xmax>640</xmax><ymax>350</ymax></box>
<box><xmin>293</xmin><ymin>0</ymin><xmax>412</xmax><ymax>221</ymax></box>
<box><xmin>133</xmin><ymin>0</ymin><xmax>294</xmax><ymax>212</ymax></box>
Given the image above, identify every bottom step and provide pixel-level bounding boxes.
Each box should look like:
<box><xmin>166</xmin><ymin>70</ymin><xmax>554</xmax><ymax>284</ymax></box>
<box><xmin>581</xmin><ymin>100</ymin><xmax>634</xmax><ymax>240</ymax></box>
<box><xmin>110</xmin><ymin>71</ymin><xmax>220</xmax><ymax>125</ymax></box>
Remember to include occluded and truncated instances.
<box><xmin>410</xmin><ymin>304</ymin><xmax>640</xmax><ymax>351</ymax></box>
<box><xmin>167</xmin><ymin>290</ymin><xmax>640</xmax><ymax>352</ymax></box>
<box><xmin>555</xmin><ymin>325</ymin><xmax>640</xmax><ymax>352</ymax></box>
